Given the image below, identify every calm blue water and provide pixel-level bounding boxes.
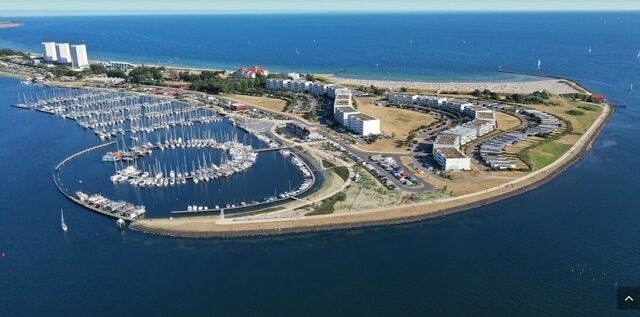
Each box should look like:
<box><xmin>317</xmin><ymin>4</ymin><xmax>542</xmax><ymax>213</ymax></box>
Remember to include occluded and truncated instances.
<box><xmin>1</xmin><ymin>13</ymin><xmax>640</xmax><ymax>316</ymax></box>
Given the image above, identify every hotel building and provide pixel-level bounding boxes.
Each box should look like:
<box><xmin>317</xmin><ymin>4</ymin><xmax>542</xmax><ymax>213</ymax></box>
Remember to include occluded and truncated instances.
<box><xmin>70</xmin><ymin>44</ymin><xmax>89</xmax><ymax>68</ymax></box>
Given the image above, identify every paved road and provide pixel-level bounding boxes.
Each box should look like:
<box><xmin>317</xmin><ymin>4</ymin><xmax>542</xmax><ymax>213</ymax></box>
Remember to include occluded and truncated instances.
<box><xmin>322</xmin><ymin>132</ymin><xmax>434</xmax><ymax>193</ymax></box>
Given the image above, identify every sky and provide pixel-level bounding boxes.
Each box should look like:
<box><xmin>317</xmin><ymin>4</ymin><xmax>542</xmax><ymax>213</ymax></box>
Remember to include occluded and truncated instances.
<box><xmin>1</xmin><ymin>0</ymin><xmax>639</xmax><ymax>16</ymax></box>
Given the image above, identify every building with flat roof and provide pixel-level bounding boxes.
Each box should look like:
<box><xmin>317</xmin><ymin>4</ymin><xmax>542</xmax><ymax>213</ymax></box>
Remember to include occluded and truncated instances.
<box><xmin>433</xmin><ymin>147</ymin><xmax>471</xmax><ymax>171</ymax></box>
<box><xmin>55</xmin><ymin>43</ymin><xmax>71</xmax><ymax>65</ymax></box>
<box><xmin>441</xmin><ymin>126</ymin><xmax>478</xmax><ymax>145</ymax></box>
<box><xmin>41</xmin><ymin>42</ymin><xmax>58</xmax><ymax>62</ymax></box>
<box><xmin>286</xmin><ymin>121</ymin><xmax>322</xmax><ymax>140</ymax></box>
<box><xmin>433</xmin><ymin>135</ymin><xmax>460</xmax><ymax>149</ymax></box>
<box><xmin>346</xmin><ymin>113</ymin><xmax>381</xmax><ymax>136</ymax></box>
<box><xmin>464</xmin><ymin>119</ymin><xmax>495</xmax><ymax>137</ymax></box>
<box><xmin>334</xmin><ymin>106</ymin><xmax>359</xmax><ymax>126</ymax></box>
<box><xmin>70</xmin><ymin>44</ymin><xmax>89</xmax><ymax>68</ymax></box>
<box><xmin>109</xmin><ymin>61</ymin><xmax>136</xmax><ymax>71</ymax></box>
<box><xmin>462</xmin><ymin>105</ymin><xmax>493</xmax><ymax>119</ymax></box>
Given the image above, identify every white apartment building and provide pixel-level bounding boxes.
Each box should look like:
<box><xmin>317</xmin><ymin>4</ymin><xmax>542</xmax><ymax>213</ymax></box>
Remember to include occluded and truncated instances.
<box><xmin>463</xmin><ymin>105</ymin><xmax>493</xmax><ymax>119</ymax></box>
<box><xmin>41</xmin><ymin>42</ymin><xmax>58</xmax><ymax>62</ymax></box>
<box><xmin>266</xmin><ymin>78</ymin><xmax>290</xmax><ymax>90</ymax></box>
<box><xmin>441</xmin><ymin>126</ymin><xmax>478</xmax><ymax>145</ymax></box>
<box><xmin>388</xmin><ymin>94</ymin><xmax>417</xmax><ymax>104</ymax></box>
<box><xmin>433</xmin><ymin>147</ymin><xmax>471</xmax><ymax>171</ymax></box>
<box><xmin>433</xmin><ymin>135</ymin><xmax>460</xmax><ymax>149</ymax></box>
<box><xmin>292</xmin><ymin>80</ymin><xmax>311</xmax><ymax>93</ymax></box>
<box><xmin>70</xmin><ymin>44</ymin><xmax>89</xmax><ymax>68</ymax></box>
<box><xmin>346</xmin><ymin>113</ymin><xmax>381</xmax><ymax>136</ymax></box>
<box><xmin>464</xmin><ymin>119</ymin><xmax>495</xmax><ymax>137</ymax></box>
<box><xmin>334</xmin><ymin>106</ymin><xmax>359</xmax><ymax>126</ymax></box>
<box><xmin>109</xmin><ymin>61</ymin><xmax>136</xmax><ymax>71</ymax></box>
<box><xmin>55</xmin><ymin>43</ymin><xmax>71</xmax><ymax>64</ymax></box>
<box><xmin>309</xmin><ymin>82</ymin><xmax>335</xmax><ymax>95</ymax></box>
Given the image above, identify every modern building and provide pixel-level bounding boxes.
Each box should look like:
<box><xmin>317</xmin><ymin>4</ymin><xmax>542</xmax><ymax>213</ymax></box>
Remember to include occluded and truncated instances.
<box><xmin>286</xmin><ymin>121</ymin><xmax>322</xmax><ymax>140</ymax></box>
<box><xmin>309</xmin><ymin>82</ymin><xmax>335</xmax><ymax>95</ymax></box>
<box><xmin>109</xmin><ymin>61</ymin><xmax>136</xmax><ymax>71</ymax></box>
<box><xmin>291</xmin><ymin>80</ymin><xmax>311</xmax><ymax>93</ymax></box>
<box><xmin>54</xmin><ymin>43</ymin><xmax>71</xmax><ymax>65</ymax></box>
<box><xmin>433</xmin><ymin>135</ymin><xmax>460</xmax><ymax>149</ymax></box>
<box><xmin>464</xmin><ymin>119</ymin><xmax>495</xmax><ymax>137</ymax></box>
<box><xmin>441</xmin><ymin>126</ymin><xmax>478</xmax><ymax>145</ymax></box>
<box><xmin>70</xmin><ymin>44</ymin><xmax>89</xmax><ymax>68</ymax></box>
<box><xmin>346</xmin><ymin>113</ymin><xmax>381</xmax><ymax>136</ymax></box>
<box><xmin>284</xmin><ymin>72</ymin><xmax>300</xmax><ymax>80</ymax></box>
<box><xmin>462</xmin><ymin>105</ymin><xmax>493</xmax><ymax>119</ymax></box>
<box><xmin>334</xmin><ymin>106</ymin><xmax>359</xmax><ymax>126</ymax></box>
<box><xmin>229</xmin><ymin>103</ymin><xmax>248</xmax><ymax>111</ymax></box>
<box><xmin>41</xmin><ymin>42</ymin><xmax>58</xmax><ymax>62</ymax></box>
<box><xmin>388</xmin><ymin>94</ymin><xmax>417</xmax><ymax>104</ymax></box>
<box><xmin>433</xmin><ymin>147</ymin><xmax>471</xmax><ymax>171</ymax></box>
<box><xmin>266</xmin><ymin>78</ymin><xmax>290</xmax><ymax>90</ymax></box>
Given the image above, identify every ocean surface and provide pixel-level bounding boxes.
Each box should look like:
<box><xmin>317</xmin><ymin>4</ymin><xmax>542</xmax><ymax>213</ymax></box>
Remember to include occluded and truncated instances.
<box><xmin>1</xmin><ymin>13</ymin><xmax>639</xmax><ymax>316</ymax></box>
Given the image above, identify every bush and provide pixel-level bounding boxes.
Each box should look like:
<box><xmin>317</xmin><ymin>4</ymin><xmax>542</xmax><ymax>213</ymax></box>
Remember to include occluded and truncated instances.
<box><xmin>332</xmin><ymin>166</ymin><xmax>350</xmax><ymax>181</ymax></box>
<box><xmin>565</xmin><ymin>109</ymin><xmax>584</xmax><ymax>116</ymax></box>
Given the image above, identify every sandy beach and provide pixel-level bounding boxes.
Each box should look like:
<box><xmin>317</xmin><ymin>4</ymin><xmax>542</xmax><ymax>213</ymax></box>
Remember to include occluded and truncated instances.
<box><xmin>324</xmin><ymin>75</ymin><xmax>581</xmax><ymax>95</ymax></box>
<box><xmin>131</xmin><ymin>100</ymin><xmax>611</xmax><ymax>238</ymax></box>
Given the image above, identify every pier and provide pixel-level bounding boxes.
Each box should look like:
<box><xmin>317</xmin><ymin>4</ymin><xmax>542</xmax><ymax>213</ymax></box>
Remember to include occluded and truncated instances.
<box><xmin>55</xmin><ymin>141</ymin><xmax>115</xmax><ymax>170</ymax></box>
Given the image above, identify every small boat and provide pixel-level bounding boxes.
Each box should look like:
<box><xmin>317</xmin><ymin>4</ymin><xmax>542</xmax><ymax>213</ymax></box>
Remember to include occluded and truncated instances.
<box><xmin>60</xmin><ymin>209</ymin><xmax>68</xmax><ymax>232</ymax></box>
<box><xmin>588</xmin><ymin>46</ymin><xmax>592</xmax><ymax>53</ymax></box>
<box><xmin>537</xmin><ymin>59</ymin><xmax>541</xmax><ymax>70</ymax></box>
<box><xmin>116</xmin><ymin>218</ymin><xmax>126</xmax><ymax>229</ymax></box>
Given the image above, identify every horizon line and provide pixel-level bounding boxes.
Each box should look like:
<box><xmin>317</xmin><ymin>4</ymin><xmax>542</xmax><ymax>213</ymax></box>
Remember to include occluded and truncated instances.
<box><xmin>3</xmin><ymin>9</ymin><xmax>640</xmax><ymax>18</ymax></box>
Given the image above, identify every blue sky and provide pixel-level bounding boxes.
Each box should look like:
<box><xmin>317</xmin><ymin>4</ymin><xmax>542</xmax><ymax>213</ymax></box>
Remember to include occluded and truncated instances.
<box><xmin>2</xmin><ymin>0</ymin><xmax>639</xmax><ymax>16</ymax></box>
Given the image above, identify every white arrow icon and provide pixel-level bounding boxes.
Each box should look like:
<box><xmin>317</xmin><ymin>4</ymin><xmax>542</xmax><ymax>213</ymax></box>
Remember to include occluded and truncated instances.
<box><xmin>625</xmin><ymin>296</ymin><xmax>634</xmax><ymax>302</ymax></box>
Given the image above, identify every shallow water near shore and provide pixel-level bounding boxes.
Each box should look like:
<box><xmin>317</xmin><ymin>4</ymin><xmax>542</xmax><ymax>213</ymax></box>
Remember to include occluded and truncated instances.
<box><xmin>1</xmin><ymin>12</ymin><xmax>640</xmax><ymax>317</ymax></box>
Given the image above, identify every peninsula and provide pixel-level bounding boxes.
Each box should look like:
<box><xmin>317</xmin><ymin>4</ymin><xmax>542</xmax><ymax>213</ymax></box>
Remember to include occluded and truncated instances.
<box><xmin>0</xmin><ymin>49</ymin><xmax>611</xmax><ymax>237</ymax></box>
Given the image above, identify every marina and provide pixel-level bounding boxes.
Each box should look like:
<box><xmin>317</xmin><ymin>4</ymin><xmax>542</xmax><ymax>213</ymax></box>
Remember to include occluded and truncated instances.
<box><xmin>18</xmin><ymin>87</ymin><xmax>317</xmax><ymax>221</ymax></box>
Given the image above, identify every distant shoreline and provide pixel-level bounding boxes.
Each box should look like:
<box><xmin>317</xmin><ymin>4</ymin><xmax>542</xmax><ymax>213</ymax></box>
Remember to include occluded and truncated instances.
<box><xmin>0</xmin><ymin>21</ymin><xmax>22</xmax><ymax>29</ymax></box>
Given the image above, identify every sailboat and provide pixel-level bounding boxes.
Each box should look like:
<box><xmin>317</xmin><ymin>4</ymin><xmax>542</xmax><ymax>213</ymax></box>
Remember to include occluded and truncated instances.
<box><xmin>637</xmin><ymin>50</ymin><xmax>640</xmax><ymax>58</ymax></box>
<box><xmin>537</xmin><ymin>59</ymin><xmax>541</xmax><ymax>70</ymax></box>
<box><xmin>60</xmin><ymin>209</ymin><xmax>68</xmax><ymax>232</ymax></box>
<box><xmin>116</xmin><ymin>218</ymin><xmax>126</xmax><ymax>229</ymax></box>
<box><xmin>588</xmin><ymin>46</ymin><xmax>592</xmax><ymax>54</ymax></box>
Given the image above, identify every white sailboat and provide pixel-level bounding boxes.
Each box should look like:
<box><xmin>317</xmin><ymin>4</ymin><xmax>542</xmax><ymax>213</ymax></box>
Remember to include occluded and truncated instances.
<box><xmin>588</xmin><ymin>46</ymin><xmax>592</xmax><ymax>53</ymax></box>
<box><xmin>60</xmin><ymin>209</ymin><xmax>68</xmax><ymax>232</ymax></box>
<box><xmin>116</xmin><ymin>218</ymin><xmax>126</xmax><ymax>229</ymax></box>
<box><xmin>537</xmin><ymin>59</ymin><xmax>541</xmax><ymax>70</ymax></box>
<box><xmin>637</xmin><ymin>50</ymin><xmax>640</xmax><ymax>58</ymax></box>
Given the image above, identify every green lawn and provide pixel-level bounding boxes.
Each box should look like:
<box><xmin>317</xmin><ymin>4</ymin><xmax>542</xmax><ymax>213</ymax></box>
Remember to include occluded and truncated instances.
<box><xmin>521</xmin><ymin>141</ymin><xmax>571</xmax><ymax>170</ymax></box>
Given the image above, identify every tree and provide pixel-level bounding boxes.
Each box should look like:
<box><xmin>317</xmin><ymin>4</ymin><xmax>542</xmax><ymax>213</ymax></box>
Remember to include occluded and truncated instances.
<box><xmin>472</xmin><ymin>89</ymin><xmax>482</xmax><ymax>97</ymax></box>
<box><xmin>89</xmin><ymin>64</ymin><xmax>107</xmax><ymax>74</ymax></box>
<box><xmin>400</xmin><ymin>87</ymin><xmax>408</xmax><ymax>92</ymax></box>
<box><xmin>305</xmin><ymin>74</ymin><xmax>316</xmax><ymax>81</ymax></box>
<box><xmin>106</xmin><ymin>69</ymin><xmax>127</xmax><ymax>78</ymax></box>
<box><xmin>489</xmin><ymin>92</ymin><xmax>499</xmax><ymax>100</ymax></box>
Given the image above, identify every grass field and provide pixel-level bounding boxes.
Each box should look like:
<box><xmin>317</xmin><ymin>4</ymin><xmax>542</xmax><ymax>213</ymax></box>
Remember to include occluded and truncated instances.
<box><xmin>526</xmin><ymin>98</ymin><xmax>602</xmax><ymax>135</ymax></box>
<box><xmin>518</xmin><ymin>97</ymin><xmax>602</xmax><ymax>170</ymax></box>
<box><xmin>225</xmin><ymin>94</ymin><xmax>287</xmax><ymax>112</ymax></box>
<box><xmin>353</xmin><ymin>96</ymin><xmax>437</xmax><ymax>152</ymax></box>
<box><xmin>520</xmin><ymin>140</ymin><xmax>572</xmax><ymax>170</ymax></box>
<box><xmin>495</xmin><ymin>111</ymin><xmax>522</xmax><ymax>131</ymax></box>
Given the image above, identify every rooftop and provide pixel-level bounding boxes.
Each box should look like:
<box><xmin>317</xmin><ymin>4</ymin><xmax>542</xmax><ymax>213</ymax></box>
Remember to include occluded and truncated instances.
<box><xmin>349</xmin><ymin>113</ymin><xmax>378</xmax><ymax>121</ymax></box>
<box><xmin>434</xmin><ymin>135</ymin><xmax>458</xmax><ymax>145</ymax></box>
<box><xmin>436</xmin><ymin>147</ymin><xmax>468</xmax><ymax>159</ymax></box>
<box><xmin>336</xmin><ymin>106</ymin><xmax>358</xmax><ymax>113</ymax></box>
<box><xmin>476</xmin><ymin>112</ymin><xmax>496</xmax><ymax>120</ymax></box>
